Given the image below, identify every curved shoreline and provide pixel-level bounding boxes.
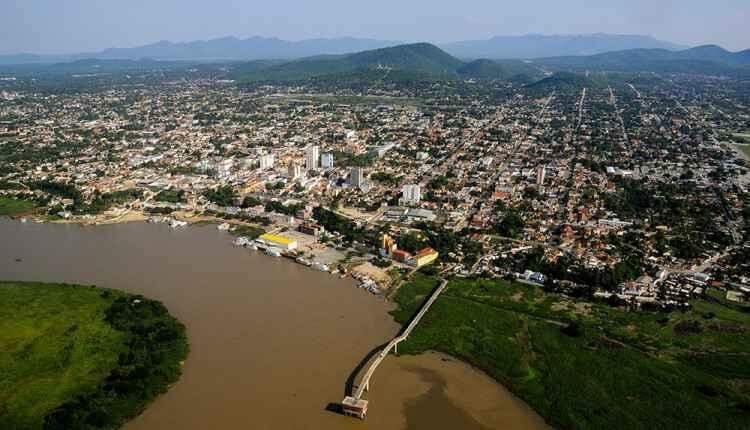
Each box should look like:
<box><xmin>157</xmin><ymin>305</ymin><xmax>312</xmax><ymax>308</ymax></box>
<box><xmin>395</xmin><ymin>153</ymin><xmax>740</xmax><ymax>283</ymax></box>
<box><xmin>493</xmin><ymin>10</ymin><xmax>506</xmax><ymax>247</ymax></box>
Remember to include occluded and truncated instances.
<box><xmin>0</xmin><ymin>219</ymin><xmax>546</xmax><ymax>429</ymax></box>
<box><xmin>0</xmin><ymin>281</ymin><xmax>188</xmax><ymax>430</ymax></box>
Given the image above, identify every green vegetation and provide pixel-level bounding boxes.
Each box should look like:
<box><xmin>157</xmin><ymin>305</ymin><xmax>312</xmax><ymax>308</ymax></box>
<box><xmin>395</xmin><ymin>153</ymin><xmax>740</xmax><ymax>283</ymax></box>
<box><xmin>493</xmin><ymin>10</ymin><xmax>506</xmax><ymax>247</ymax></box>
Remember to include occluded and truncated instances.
<box><xmin>230</xmin><ymin>224</ymin><xmax>265</xmax><ymax>239</ymax></box>
<box><xmin>154</xmin><ymin>189</ymin><xmax>186</xmax><ymax>204</ymax></box>
<box><xmin>331</xmin><ymin>151</ymin><xmax>376</xmax><ymax>168</ymax></box>
<box><xmin>78</xmin><ymin>189</ymin><xmax>142</xmax><ymax>215</ymax></box>
<box><xmin>0</xmin><ymin>281</ymin><xmax>188</xmax><ymax>430</ymax></box>
<box><xmin>370</xmin><ymin>171</ymin><xmax>400</xmax><ymax>185</ymax></box>
<box><xmin>202</xmin><ymin>185</ymin><xmax>237</xmax><ymax>207</ymax></box>
<box><xmin>397</xmin><ymin>231</ymin><xmax>427</xmax><ymax>253</ymax></box>
<box><xmin>734</xmin><ymin>143</ymin><xmax>750</xmax><ymax>159</ymax></box>
<box><xmin>0</xmin><ymin>196</ymin><xmax>35</xmax><ymax>216</ymax></box>
<box><xmin>392</xmin><ymin>275</ymin><xmax>750</xmax><ymax>430</ymax></box>
<box><xmin>493</xmin><ymin>209</ymin><xmax>525</xmax><ymax>239</ymax></box>
<box><xmin>238</xmin><ymin>43</ymin><xmax>464</xmax><ymax>82</ymax></box>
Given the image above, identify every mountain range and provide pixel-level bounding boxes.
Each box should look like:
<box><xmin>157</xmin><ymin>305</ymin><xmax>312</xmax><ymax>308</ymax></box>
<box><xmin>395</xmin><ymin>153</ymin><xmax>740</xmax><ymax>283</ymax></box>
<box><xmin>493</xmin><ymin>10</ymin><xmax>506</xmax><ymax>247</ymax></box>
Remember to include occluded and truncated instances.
<box><xmin>0</xmin><ymin>33</ymin><xmax>687</xmax><ymax>65</ymax></box>
<box><xmin>3</xmin><ymin>40</ymin><xmax>749</xmax><ymax>86</ymax></box>
<box><xmin>533</xmin><ymin>45</ymin><xmax>750</xmax><ymax>76</ymax></box>
<box><xmin>235</xmin><ymin>42</ymin><xmax>750</xmax><ymax>82</ymax></box>
<box><xmin>442</xmin><ymin>33</ymin><xmax>685</xmax><ymax>59</ymax></box>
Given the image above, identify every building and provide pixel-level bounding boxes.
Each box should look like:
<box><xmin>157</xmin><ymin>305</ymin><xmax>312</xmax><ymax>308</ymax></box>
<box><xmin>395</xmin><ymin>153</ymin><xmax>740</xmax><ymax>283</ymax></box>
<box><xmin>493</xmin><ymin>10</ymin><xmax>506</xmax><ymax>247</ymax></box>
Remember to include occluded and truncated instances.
<box><xmin>410</xmin><ymin>247</ymin><xmax>439</xmax><ymax>268</ymax></box>
<box><xmin>375</xmin><ymin>142</ymin><xmax>396</xmax><ymax>158</ymax></box>
<box><xmin>259</xmin><ymin>154</ymin><xmax>275</xmax><ymax>170</ymax></box>
<box><xmin>400</xmin><ymin>184</ymin><xmax>421</xmax><ymax>205</ymax></box>
<box><xmin>305</xmin><ymin>145</ymin><xmax>319</xmax><ymax>171</ymax></box>
<box><xmin>380</xmin><ymin>234</ymin><xmax>397</xmax><ymax>256</ymax></box>
<box><xmin>257</xmin><ymin>233</ymin><xmax>298</xmax><ymax>250</ymax></box>
<box><xmin>298</xmin><ymin>222</ymin><xmax>324</xmax><ymax>236</ymax></box>
<box><xmin>349</xmin><ymin>167</ymin><xmax>365</xmax><ymax>188</ymax></box>
<box><xmin>536</xmin><ymin>165</ymin><xmax>546</xmax><ymax>186</ymax></box>
<box><xmin>288</xmin><ymin>162</ymin><xmax>303</xmax><ymax>180</ymax></box>
<box><xmin>341</xmin><ymin>396</ymin><xmax>368</xmax><ymax>420</ymax></box>
<box><xmin>392</xmin><ymin>249</ymin><xmax>412</xmax><ymax>263</ymax></box>
<box><xmin>321</xmin><ymin>153</ymin><xmax>334</xmax><ymax>169</ymax></box>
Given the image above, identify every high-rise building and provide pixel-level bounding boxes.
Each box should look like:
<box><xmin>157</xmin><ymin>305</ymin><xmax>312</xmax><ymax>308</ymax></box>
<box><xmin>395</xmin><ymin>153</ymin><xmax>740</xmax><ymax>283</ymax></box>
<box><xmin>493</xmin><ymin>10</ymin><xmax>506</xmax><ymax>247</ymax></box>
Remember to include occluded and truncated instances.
<box><xmin>259</xmin><ymin>154</ymin><xmax>275</xmax><ymax>170</ymax></box>
<box><xmin>536</xmin><ymin>165</ymin><xmax>546</xmax><ymax>186</ymax></box>
<box><xmin>305</xmin><ymin>145</ymin><xmax>319</xmax><ymax>171</ymax></box>
<box><xmin>321</xmin><ymin>153</ymin><xmax>334</xmax><ymax>169</ymax></box>
<box><xmin>288</xmin><ymin>162</ymin><xmax>303</xmax><ymax>180</ymax></box>
<box><xmin>400</xmin><ymin>184</ymin><xmax>422</xmax><ymax>205</ymax></box>
<box><xmin>349</xmin><ymin>167</ymin><xmax>365</xmax><ymax>188</ymax></box>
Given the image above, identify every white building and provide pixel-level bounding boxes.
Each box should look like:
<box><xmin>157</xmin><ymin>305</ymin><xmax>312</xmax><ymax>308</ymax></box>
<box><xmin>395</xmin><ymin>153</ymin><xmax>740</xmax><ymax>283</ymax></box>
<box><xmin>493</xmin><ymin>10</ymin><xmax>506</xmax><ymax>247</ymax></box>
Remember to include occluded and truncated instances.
<box><xmin>306</xmin><ymin>145</ymin><xmax>319</xmax><ymax>171</ymax></box>
<box><xmin>259</xmin><ymin>154</ymin><xmax>275</xmax><ymax>170</ymax></box>
<box><xmin>400</xmin><ymin>184</ymin><xmax>422</xmax><ymax>205</ymax></box>
<box><xmin>321</xmin><ymin>153</ymin><xmax>334</xmax><ymax>169</ymax></box>
<box><xmin>349</xmin><ymin>167</ymin><xmax>365</xmax><ymax>188</ymax></box>
<box><xmin>288</xmin><ymin>162</ymin><xmax>303</xmax><ymax>180</ymax></box>
<box><xmin>376</xmin><ymin>142</ymin><xmax>396</xmax><ymax>158</ymax></box>
<box><xmin>536</xmin><ymin>165</ymin><xmax>546</xmax><ymax>186</ymax></box>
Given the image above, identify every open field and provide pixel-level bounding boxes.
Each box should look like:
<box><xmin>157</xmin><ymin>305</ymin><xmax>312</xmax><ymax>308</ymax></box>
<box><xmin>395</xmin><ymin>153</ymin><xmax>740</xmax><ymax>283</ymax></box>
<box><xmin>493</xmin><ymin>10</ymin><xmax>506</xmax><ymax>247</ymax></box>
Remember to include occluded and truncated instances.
<box><xmin>734</xmin><ymin>143</ymin><xmax>750</xmax><ymax>159</ymax></box>
<box><xmin>0</xmin><ymin>197</ymin><xmax>35</xmax><ymax>216</ymax></box>
<box><xmin>392</xmin><ymin>274</ymin><xmax>750</xmax><ymax>430</ymax></box>
<box><xmin>0</xmin><ymin>281</ymin><xmax>187</xmax><ymax>430</ymax></box>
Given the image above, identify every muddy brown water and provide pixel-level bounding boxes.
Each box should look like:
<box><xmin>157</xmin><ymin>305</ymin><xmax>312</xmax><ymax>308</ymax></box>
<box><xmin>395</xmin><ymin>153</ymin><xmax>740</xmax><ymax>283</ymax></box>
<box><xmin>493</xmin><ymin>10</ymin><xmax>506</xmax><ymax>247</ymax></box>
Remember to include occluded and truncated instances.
<box><xmin>0</xmin><ymin>219</ymin><xmax>549</xmax><ymax>430</ymax></box>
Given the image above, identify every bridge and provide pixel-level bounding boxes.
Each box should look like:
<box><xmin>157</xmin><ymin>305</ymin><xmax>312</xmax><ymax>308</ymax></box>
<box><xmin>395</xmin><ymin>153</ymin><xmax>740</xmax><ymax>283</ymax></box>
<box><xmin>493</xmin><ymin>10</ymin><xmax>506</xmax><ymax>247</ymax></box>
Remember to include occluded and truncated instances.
<box><xmin>341</xmin><ymin>279</ymin><xmax>449</xmax><ymax>419</ymax></box>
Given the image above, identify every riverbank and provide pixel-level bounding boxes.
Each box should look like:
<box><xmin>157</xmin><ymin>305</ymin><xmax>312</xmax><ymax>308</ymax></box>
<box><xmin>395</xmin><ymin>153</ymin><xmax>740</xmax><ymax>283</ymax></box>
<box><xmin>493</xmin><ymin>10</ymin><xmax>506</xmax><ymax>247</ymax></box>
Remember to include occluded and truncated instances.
<box><xmin>391</xmin><ymin>274</ymin><xmax>750</xmax><ymax>430</ymax></box>
<box><xmin>0</xmin><ymin>196</ymin><xmax>36</xmax><ymax>216</ymax></box>
<box><xmin>8</xmin><ymin>207</ymin><xmax>395</xmax><ymax>291</ymax></box>
<box><xmin>0</xmin><ymin>281</ymin><xmax>188</xmax><ymax>429</ymax></box>
<box><xmin>0</xmin><ymin>218</ymin><xmax>547</xmax><ymax>429</ymax></box>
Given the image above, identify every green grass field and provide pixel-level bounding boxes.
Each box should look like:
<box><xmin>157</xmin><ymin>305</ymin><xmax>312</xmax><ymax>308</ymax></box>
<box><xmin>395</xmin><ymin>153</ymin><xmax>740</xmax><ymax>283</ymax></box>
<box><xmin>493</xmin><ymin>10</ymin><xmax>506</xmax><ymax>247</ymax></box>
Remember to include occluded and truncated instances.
<box><xmin>0</xmin><ymin>197</ymin><xmax>35</xmax><ymax>216</ymax></box>
<box><xmin>734</xmin><ymin>143</ymin><xmax>750</xmax><ymax>159</ymax></box>
<box><xmin>0</xmin><ymin>281</ymin><xmax>188</xmax><ymax>430</ymax></box>
<box><xmin>392</xmin><ymin>275</ymin><xmax>750</xmax><ymax>430</ymax></box>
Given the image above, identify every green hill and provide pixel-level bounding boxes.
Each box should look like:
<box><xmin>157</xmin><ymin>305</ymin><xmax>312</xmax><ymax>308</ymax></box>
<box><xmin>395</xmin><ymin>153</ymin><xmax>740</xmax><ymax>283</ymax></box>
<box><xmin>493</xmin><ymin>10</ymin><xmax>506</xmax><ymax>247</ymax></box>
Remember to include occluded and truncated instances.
<box><xmin>237</xmin><ymin>42</ymin><xmax>465</xmax><ymax>82</ymax></box>
<box><xmin>524</xmin><ymin>71</ymin><xmax>608</xmax><ymax>93</ymax></box>
<box><xmin>457</xmin><ymin>59</ymin><xmax>543</xmax><ymax>81</ymax></box>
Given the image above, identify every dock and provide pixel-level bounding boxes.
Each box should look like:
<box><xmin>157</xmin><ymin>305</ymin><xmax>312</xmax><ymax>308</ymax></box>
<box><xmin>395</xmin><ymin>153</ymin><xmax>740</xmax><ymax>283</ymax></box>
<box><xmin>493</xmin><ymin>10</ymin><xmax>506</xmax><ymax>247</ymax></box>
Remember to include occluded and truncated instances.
<box><xmin>341</xmin><ymin>279</ymin><xmax>449</xmax><ymax>419</ymax></box>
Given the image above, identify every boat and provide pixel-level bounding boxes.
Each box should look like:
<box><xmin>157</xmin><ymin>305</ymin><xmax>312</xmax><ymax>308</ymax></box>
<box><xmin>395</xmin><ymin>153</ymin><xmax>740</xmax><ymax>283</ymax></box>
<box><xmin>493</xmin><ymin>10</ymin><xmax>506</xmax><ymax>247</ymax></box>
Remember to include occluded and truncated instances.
<box><xmin>233</xmin><ymin>237</ymin><xmax>252</xmax><ymax>247</ymax></box>
<box><xmin>265</xmin><ymin>248</ymin><xmax>282</xmax><ymax>257</ymax></box>
<box><xmin>169</xmin><ymin>219</ymin><xmax>187</xmax><ymax>228</ymax></box>
<box><xmin>217</xmin><ymin>223</ymin><xmax>231</xmax><ymax>231</ymax></box>
<box><xmin>312</xmin><ymin>262</ymin><xmax>329</xmax><ymax>272</ymax></box>
<box><xmin>296</xmin><ymin>257</ymin><xmax>312</xmax><ymax>267</ymax></box>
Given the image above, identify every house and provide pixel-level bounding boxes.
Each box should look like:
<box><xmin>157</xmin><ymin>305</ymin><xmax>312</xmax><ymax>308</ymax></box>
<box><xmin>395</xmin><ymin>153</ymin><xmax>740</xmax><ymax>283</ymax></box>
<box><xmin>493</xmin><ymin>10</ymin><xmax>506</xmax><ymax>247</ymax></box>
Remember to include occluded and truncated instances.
<box><xmin>410</xmin><ymin>247</ymin><xmax>439</xmax><ymax>268</ymax></box>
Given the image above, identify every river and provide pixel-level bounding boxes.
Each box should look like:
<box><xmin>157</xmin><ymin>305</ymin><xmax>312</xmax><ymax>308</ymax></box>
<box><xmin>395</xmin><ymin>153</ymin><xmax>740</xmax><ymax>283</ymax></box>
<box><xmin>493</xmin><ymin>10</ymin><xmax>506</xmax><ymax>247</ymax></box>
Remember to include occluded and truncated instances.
<box><xmin>0</xmin><ymin>219</ymin><xmax>548</xmax><ymax>430</ymax></box>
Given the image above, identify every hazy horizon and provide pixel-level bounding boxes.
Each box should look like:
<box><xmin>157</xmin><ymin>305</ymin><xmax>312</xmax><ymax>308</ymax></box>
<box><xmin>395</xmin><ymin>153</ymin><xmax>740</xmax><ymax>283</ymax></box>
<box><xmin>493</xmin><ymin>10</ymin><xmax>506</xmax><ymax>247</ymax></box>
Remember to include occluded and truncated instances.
<box><xmin>4</xmin><ymin>0</ymin><xmax>749</xmax><ymax>55</ymax></box>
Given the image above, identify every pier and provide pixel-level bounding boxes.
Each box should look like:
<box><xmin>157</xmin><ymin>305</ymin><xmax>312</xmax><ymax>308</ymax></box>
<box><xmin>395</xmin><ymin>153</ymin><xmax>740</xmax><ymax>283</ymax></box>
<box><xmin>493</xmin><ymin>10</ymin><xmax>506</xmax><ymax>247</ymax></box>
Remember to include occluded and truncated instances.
<box><xmin>341</xmin><ymin>279</ymin><xmax>449</xmax><ymax>419</ymax></box>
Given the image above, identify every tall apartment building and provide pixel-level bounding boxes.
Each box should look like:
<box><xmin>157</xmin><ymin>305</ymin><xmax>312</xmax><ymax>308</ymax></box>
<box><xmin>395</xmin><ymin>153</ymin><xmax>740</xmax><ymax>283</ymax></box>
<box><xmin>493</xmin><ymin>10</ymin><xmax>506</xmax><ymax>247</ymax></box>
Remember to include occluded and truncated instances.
<box><xmin>288</xmin><ymin>162</ymin><xmax>303</xmax><ymax>180</ymax></box>
<box><xmin>259</xmin><ymin>154</ymin><xmax>275</xmax><ymax>170</ymax></box>
<box><xmin>536</xmin><ymin>165</ymin><xmax>546</xmax><ymax>186</ymax></box>
<box><xmin>349</xmin><ymin>167</ymin><xmax>365</xmax><ymax>188</ymax></box>
<box><xmin>321</xmin><ymin>153</ymin><xmax>334</xmax><ymax>169</ymax></box>
<box><xmin>400</xmin><ymin>184</ymin><xmax>422</xmax><ymax>205</ymax></box>
<box><xmin>305</xmin><ymin>145</ymin><xmax>319</xmax><ymax>171</ymax></box>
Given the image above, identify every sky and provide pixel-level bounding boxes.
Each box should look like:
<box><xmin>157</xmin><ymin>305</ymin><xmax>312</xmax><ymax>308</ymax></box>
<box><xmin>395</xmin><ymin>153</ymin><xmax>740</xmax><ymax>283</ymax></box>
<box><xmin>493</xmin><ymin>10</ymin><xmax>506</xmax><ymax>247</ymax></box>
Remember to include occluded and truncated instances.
<box><xmin>3</xmin><ymin>0</ymin><xmax>749</xmax><ymax>54</ymax></box>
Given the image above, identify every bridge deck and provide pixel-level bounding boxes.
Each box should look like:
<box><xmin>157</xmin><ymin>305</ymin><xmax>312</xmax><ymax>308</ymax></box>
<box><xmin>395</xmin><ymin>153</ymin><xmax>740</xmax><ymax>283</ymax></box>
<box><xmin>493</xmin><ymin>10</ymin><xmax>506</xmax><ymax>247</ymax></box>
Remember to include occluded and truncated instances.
<box><xmin>352</xmin><ymin>279</ymin><xmax>448</xmax><ymax>400</ymax></box>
